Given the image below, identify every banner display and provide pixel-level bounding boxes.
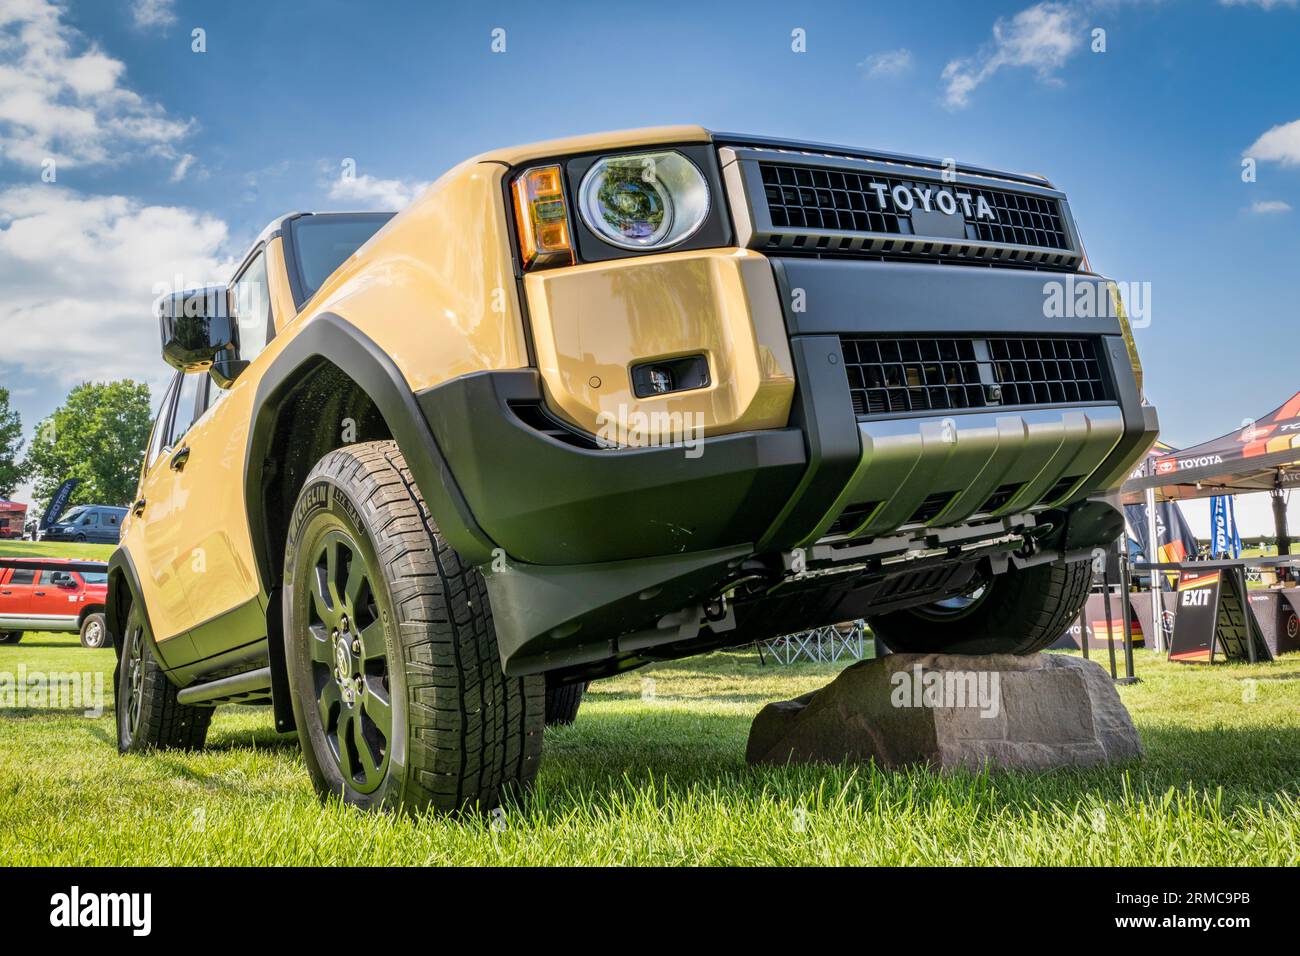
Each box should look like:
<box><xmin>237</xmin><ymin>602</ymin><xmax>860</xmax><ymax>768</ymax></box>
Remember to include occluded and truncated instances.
<box><xmin>1124</xmin><ymin>391</ymin><xmax>1300</xmax><ymax>503</ymax></box>
<box><xmin>1246</xmin><ymin>590</ymin><xmax>1300</xmax><ymax>657</ymax></box>
<box><xmin>1053</xmin><ymin>592</ymin><xmax>1148</xmax><ymax>650</ymax></box>
<box><xmin>1151</xmin><ymin>391</ymin><xmax>1300</xmax><ymax>480</ymax></box>
<box><xmin>1126</xmin><ymin>440</ymin><xmax>1179</xmax><ymax>481</ymax></box>
<box><xmin>39</xmin><ymin>478</ymin><xmax>80</xmax><ymax>530</ymax></box>
<box><xmin>1209</xmin><ymin>495</ymin><xmax>1243</xmax><ymax>558</ymax></box>
<box><xmin>1280</xmin><ymin>591</ymin><xmax>1300</xmax><ymax>654</ymax></box>
<box><xmin>1168</xmin><ymin>570</ymin><xmax>1272</xmax><ymax>664</ymax></box>
<box><xmin>1125</xmin><ymin>499</ymin><xmax>1199</xmax><ymax>570</ymax></box>
<box><xmin>1129</xmin><ymin>591</ymin><xmax>1178</xmax><ymax>646</ymax></box>
<box><xmin>1169</xmin><ymin>572</ymin><xmax>1221</xmax><ymax>662</ymax></box>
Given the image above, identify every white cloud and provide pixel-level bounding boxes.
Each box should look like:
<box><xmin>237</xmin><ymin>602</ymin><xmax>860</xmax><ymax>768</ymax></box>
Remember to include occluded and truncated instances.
<box><xmin>859</xmin><ymin>48</ymin><xmax>913</xmax><ymax>79</ymax></box>
<box><xmin>946</xmin><ymin>0</ymin><xmax>1297</xmax><ymax>111</ymax></box>
<box><xmin>0</xmin><ymin>0</ymin><xmax>192</xmax><ymax>169</ymax></box>
<box><xmin>941</xmin><ymin>2</ymin><xmax>1083</xmax><ymax>108</ymax></box>
<box><xmin>0</xmin><ymin>185</ymin><xmax>235</xmax><ymax>387</ymax></box>
<box><xmin>328</xmin><ymin>172</ymin><xmax>428</xmax><ymax>210</ymax></box>
<box><xmin>170</xmin><ymin>152</ymin><xmax>195</xmax><ymax>182</ymax></box>
<box><xmin>1245</xmin><ymin>118</ymin><xmax>1300</xmax><ymax>167</ymax></box>
<box><xmin>130</xmin><ymin>0</ymin><xmax>176</xmax><ymax>30</ymax></box>
<box><xmin>1249</xmin><ymin>199</ymin><xmax>1293</xmax><ymax>214</ymax></box>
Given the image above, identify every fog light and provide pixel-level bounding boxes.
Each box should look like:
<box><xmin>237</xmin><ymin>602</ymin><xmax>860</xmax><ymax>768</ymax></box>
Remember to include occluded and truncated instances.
<box><xmin>648</xmin><ymin>367</ymin><xmax>674</xmax><ymax>394</ymax></box>
<box><xmin>630</xmin><ymin>354</ymin><xmax>710</xmax><ymax>398</ymax></box>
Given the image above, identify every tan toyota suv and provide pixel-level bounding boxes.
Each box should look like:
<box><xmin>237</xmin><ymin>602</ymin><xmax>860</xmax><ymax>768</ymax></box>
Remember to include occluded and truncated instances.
<box><xmin>108</xmin><ymin>126</ymin><xmax>1157</xmax><ymax>814</ymax></box>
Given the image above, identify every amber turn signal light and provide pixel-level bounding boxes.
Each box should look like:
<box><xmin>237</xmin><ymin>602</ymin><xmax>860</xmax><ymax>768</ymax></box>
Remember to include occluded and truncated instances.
<box><xmin>512</xmin><ymin>164</ymin><xmax>574</xmax><ymax>270</ymax></box>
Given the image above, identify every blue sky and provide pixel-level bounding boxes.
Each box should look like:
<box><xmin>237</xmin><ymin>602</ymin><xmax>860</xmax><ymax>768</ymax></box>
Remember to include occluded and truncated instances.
<box><xmin>1</xmin><ymin>0</ymin><xmax>1298</xmax><ymax>530</ymax></box>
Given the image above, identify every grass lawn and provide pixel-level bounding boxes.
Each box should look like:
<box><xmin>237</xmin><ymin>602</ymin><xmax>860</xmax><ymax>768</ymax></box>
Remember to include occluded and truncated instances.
<box><xmin>0</xmin><ymin>632</ymin><xmax>1297</xmax><ymax>866</ymax></box>
<box><xmin>0</xmin><ymin>539</ymin><xmax>115</xmax><ymax>561</ymax></box>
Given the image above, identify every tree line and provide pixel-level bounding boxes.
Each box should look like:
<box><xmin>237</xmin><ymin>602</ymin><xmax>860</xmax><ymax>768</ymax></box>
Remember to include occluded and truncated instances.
<box><xmin>0</xmin><ymin>381</ymin><xmax>153</xmax><ymax>513</ymax></box>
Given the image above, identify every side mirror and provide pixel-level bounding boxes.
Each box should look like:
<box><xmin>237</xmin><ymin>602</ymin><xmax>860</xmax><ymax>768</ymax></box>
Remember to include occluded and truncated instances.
<box><xmin>158</xmin><ymin>286</ymin><xmax>245</xmax><ymax>385</ymax></box>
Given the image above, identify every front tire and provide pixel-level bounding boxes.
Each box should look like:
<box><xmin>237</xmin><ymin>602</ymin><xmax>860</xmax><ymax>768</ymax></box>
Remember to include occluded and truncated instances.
<box><xmin>283</xmin><ymin>441</ymin><xmax>544</xmax><ymax>815</ymax></box>
<box><xmin>80</xmin><ymin>612</ymin><xmax>109</xmax><ymax>649</ymax></box>
<box><xmin>0</xmin><ymin>631</ymin><xmax>21</xmax><ymax>645</ymax></box>
<box><xmin>115</xmin><ymin>598</ymin><xmax>213</xmax><ymax>752</ymax></box>
<box><xmin>867</xmin><ymin>559</ymin><xmax>1092</xmax><ymax>656</ymax></box>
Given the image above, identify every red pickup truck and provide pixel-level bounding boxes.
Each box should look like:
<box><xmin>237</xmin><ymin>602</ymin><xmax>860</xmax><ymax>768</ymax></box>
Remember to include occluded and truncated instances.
<box><xmin>0</xmin><ymin>559</ymin><xmax>110</xmax><ymax>647</ymax></box>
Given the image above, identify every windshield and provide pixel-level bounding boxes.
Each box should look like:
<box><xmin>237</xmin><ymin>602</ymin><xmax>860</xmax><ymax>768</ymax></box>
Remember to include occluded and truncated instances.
<box><xmin>59</xmin><ymin>507</ymin><xmax>85</xmax><ymax>524</ymax></box>
<box><xmin>288</xmin><ymin>214</ymin><xmax>394</xmax><ymax>303</ymax></box>
<box><xmin>82</xmin><ymin>572</ymin><xmax>108</xmax><ymax>585</ymax></box>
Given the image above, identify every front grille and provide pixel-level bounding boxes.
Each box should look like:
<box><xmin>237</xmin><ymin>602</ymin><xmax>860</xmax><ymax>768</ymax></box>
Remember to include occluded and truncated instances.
<box><xmin>987</xmin><ymin>337</ymin><xmax>1108</xmax><ymax>406</ymax></box>
<box><xmin>763</xmin><ymin>163</ymin><xmax>907</xmax><ymax>235</ymax></box>
<box><xmin>841</xmin><ymin>335</ymin><xmax>1110</xmax><ymax>416</ymax></box>
<box><xmin>964</xmin><ymin>185</ymin><xmax>1067</xmax><ymax>249</ymax></box>
<box><xmin>760</xmin><ymin>162</ymin><xmax>1070</xmax><ymax>251</ymax></box>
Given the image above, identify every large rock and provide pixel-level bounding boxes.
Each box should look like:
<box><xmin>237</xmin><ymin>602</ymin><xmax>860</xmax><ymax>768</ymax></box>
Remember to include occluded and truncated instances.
<box><xmin>746</xmin><ymin>652</ymin><xmax>1142</xmax><ymax>771</ymax></box>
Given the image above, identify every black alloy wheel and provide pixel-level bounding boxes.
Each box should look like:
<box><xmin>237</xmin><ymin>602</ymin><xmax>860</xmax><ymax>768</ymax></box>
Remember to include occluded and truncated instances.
<box><xmin>301</xmin><ymin>529</ymin><xmax>392</xmax><ymax>794</ymax></box>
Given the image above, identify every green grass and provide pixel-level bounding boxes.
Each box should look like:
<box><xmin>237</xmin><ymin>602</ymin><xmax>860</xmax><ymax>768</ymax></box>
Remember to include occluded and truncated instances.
<box><xmin>1</xmin><ymin>633</ymin><xmax>1297</xmax><ymax>866</ymax></box>
<box><xmin>0</xmin><ymin>539</ymin><xmax>115</xmax><ymax>560</ymax></box>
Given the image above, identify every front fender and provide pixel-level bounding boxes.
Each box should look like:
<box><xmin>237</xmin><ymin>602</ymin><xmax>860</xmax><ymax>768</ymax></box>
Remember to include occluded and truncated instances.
<box><xmin>244</xmin><ymin>313</ymin><xmax>497</xmax><ymax>594</ymax></box>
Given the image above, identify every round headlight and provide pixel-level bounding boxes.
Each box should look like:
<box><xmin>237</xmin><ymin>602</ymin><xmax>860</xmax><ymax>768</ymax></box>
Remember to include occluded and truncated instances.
<box><xmin>578</xmin><ymin>151</ymin><xmax>709</xmax><ymax>251</ymax></box>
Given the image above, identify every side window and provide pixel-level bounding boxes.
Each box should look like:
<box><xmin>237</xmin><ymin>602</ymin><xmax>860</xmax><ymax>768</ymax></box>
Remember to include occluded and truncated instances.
<box><xmin>146</xmin><ymin>373</ymin><xmax>180</xmax><ymax>471</ymax></box>
<box><xmin>166</xmin><ymin>372</ymin><xmax>204</xmax><ymax>449</ymax></box>
<box><xmin>232</xmin><ymin>252</ymin><xmax>271</xmax><ymax>362</ymax></box>
<box><xmin>82</xmin><ymin>512</ymin><xmax>99</xmax><ymax>526</ymax></box>
<box><xmin>196</xmin><ymin>370</ymin><xmax>223</xmax><ymax>417</ymax></box>
<box><xmin>8</xmin><ymin>569</ymin><xmax>35</xmax><ymax>585</ymax></box>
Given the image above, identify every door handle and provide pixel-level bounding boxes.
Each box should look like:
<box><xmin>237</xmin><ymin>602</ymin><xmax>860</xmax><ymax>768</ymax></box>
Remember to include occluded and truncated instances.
<box><xmin>132</xmin><ymin>497</ymin><xmax>147</xmax><ymax>516</ymax></box>
<box><xmin>169</xmin><ymin>445</ymin><xmax>191</xmax><ymax>471</ymax></box>
<box><xmin>34</xmin><ymin>590</ymin><xmax>45</xmax><ymax>596</ymax></box>
<box><xmin>0</xmin><ymin>590</ymin><xmax>10</xmax><ymax>595</ymax></box>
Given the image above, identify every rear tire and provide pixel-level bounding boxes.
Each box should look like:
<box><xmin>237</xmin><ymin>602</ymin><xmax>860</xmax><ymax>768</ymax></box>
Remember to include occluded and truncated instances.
<box><xmin>0</xmin><ymin>631</ymin><xmax>21</xmax><ymax>645</ymax></box>
<box><xmin>115</xmin><ymin>598</ymin><xmax>213</xmax><ymax>752</ymax></box>
<box><xmin>80</xmin><ymin>612</ymin><xmax>109</xmax><ymax>649</ymax></box>
<box><xmin>544</xmin><ymin>681</ymin><xmax>586</xmax><ymax>726</ymax></box>
<box><xmin>867</xmin><ymin>560</ymin><xmax>1092</xmax><ymax>656</ymax></box>
<box><xmin>283</xmin><ymin>440</ymin><xmax>544</xmax><ymax>815</ymax></box>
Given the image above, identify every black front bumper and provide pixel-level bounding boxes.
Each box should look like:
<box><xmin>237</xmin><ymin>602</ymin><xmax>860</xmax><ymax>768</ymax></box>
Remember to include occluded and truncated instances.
<box><xmin>416</xmin><ymin>370</ymin><xmax>808</xmax><ymax>567</ymax></box>
<box><xmin>417</xmin><ymin>371</ymin><xmax>812</xmax><ymax>675</ymax></box>
<box><xmin>414</xmin><ymin>258</ymin><xmax>1159</xmax><ymax>675</ymax></box>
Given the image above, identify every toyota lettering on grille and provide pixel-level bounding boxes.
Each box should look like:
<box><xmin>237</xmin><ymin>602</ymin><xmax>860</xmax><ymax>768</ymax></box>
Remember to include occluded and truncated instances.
<box><xmin>869</xmin><ymin>183</ymin><xmax>997</xmax><ymax>220</ymax></box>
